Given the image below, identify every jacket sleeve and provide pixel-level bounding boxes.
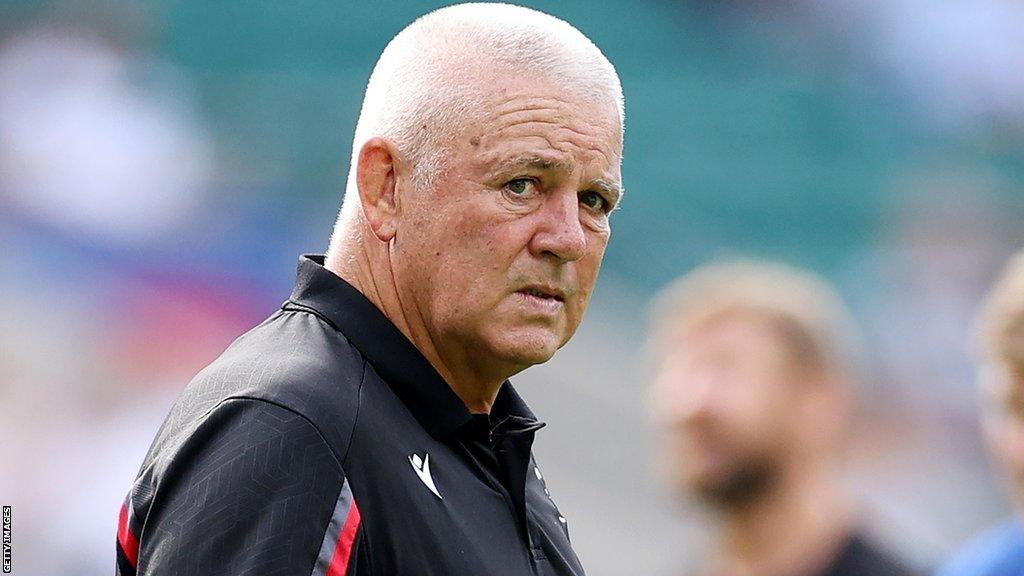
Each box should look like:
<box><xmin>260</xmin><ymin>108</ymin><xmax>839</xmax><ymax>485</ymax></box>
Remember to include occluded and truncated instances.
<box><xmin>115</xmin><ymin>397</ymin><xmax>367</xmax><ymax>576</ymax></box>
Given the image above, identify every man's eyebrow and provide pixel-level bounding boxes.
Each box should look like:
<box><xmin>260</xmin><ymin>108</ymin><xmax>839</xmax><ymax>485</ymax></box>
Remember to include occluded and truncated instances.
<box><xmin>589</xmin><ymin>178</ymin><xmax>624</xmax><ymax>202</ymax></box>
<box><xmin>493</xmin><ymin>155</ymin><xmax>572</xmax><ymax>174</ymax></box>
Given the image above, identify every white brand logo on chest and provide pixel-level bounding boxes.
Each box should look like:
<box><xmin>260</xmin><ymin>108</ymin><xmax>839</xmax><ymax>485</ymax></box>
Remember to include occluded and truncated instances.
<box><xmin>408</xmin><ymin>453</ymin><xmax>443</xmax><ymax>500</ymax></box>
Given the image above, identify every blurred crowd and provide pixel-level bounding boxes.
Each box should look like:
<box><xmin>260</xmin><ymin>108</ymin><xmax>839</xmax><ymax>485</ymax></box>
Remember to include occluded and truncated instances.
<box><xmin>1</xmin><ymin>1</ymin><xmax>1023</xmax><ymax>575</ymax></box>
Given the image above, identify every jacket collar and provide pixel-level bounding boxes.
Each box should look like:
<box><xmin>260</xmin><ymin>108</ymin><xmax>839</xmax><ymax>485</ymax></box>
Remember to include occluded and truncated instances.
<box><xmin>287</xmin><ymin>254</ymin><xmax>540</xmax><ymax>440</ymax></box>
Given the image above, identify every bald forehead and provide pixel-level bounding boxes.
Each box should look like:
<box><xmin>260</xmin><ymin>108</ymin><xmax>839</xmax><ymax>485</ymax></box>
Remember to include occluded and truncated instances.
<box><xmin>465</xmin><ymin>83</ymin><xmax>623</xmax><ymax>181</ymax></box>
<box><xmin>431</xmin><ymin>52</ymin><xmax>624</xmax><ymax>142</ymax></box>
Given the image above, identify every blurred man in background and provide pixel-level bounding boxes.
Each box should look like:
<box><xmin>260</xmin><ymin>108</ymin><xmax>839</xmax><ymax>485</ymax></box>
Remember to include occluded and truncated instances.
<box><xmin>648</xmin><ymin>261</ymin><xmax>914</xmax><ymax>576</ymax></box>
<box><xmin>115</xmin><ymin>3</ymin><xmax>622</xmax><ymax>575</ymax></box>
<box><xmin>940</xmin><ymin>249</ymin><xmax>1024</xmax><ymax>576</ymax></box>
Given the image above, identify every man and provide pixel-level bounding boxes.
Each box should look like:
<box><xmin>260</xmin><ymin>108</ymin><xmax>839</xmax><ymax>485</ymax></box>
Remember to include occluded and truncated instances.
<box><xmin>648</xmin><ymin>261</ymin><xmax>914</xmax><ymax>576</ymax></box>
<box><xmin>115</xmin><ymin>4</ymin><xmax>623</xmax><ymax>575</ymax></box>
<box><xmin>939</xmin><ymin>249</ymin><xmax>1024</xmax><ymax>576</ymax></box>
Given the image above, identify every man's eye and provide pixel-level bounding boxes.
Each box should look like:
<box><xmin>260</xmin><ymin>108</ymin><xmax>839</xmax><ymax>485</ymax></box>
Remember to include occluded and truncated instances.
<box><xmin>580</xmin><ymin>191</ymin><xmax>607</xmax><ymax>213</ymax></box>
<box><xmin>506</xmin><ymin>178</ymin><xmax>537</xmax><ymax>196</ymax></box>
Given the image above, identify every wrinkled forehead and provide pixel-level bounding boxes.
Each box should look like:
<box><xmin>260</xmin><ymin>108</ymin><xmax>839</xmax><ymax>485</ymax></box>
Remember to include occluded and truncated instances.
<box><xmin>445</xmin><ymin>54</ymin><xmax>620</xmax><ymax>139</ymax></box>
<box><xmin>462</xmin><ymin>78</ymin><xmax>622</xmax><ymax>169</ymax></box>
<box><xmin>498</xmin><ymin>69</ymin><xmax>618</xmax><ymax>129</ymax></box>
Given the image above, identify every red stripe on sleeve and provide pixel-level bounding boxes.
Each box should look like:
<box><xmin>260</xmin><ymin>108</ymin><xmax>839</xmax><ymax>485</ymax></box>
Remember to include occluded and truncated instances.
<box><xmin>326</xmin><ymin>500</ymin><xmax>362</xmax><ymax>576</ymax></box>
<box><xmin>118</xmin><ymin>501</ymin><xmax>140</xmax><ymax>568</ymax></box>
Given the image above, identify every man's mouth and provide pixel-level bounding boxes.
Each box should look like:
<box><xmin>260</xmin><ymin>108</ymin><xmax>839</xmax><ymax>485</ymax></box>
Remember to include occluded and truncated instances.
<box><xmin>516</xmin><ymin>285</ymin><xmax>566</xmax><ymax>302</ymax></box>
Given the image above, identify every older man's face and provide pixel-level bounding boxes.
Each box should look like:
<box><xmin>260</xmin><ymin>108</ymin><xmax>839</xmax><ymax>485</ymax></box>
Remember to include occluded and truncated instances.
<box><xmin>391</xmin><ymin>75</ymin><xmax>622</xmax><ymax>375</ymax></box>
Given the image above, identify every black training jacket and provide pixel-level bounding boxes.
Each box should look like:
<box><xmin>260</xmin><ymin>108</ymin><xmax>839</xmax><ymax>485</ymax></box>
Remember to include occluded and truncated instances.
<box><xmin>115</xmin><ymin>254</ymin><xmax>585</xmax><ymax>576</ymax></box>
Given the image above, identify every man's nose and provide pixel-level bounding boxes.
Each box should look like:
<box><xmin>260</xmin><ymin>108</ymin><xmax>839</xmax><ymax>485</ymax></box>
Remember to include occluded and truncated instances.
<box><xmin>529</xmin><ymin>190</ymin><xmax>587</xmax><ymax>262</ymax></box>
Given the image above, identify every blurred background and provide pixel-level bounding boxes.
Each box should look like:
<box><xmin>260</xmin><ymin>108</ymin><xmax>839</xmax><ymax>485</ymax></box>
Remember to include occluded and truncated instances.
<box><xmin>2</xmin><ymin>1</ymin><xmax>1023</xmax><ymax>574</ymax></box>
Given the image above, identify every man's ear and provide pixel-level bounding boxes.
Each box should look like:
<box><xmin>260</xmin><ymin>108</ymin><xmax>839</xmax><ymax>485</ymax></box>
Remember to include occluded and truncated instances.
<box><xmin>357</xmin><ymin>136</ymin><xmax>403</xmax><ymax>242</ymax></box>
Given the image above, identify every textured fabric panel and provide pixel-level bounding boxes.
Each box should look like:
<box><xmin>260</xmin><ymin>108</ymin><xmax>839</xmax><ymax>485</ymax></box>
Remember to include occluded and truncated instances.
<box><xmin>133</xmin><ymin>398</ymin><xmax>347</xmax><ymax>576</ymax></box>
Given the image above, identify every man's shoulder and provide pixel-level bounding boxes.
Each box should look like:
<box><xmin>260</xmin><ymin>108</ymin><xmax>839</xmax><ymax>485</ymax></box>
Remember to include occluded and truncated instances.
<box><xmin>938</xmin><ymin>520</ymin><xmax>1024</xmax><ymax>576</ymax></box>
<box><xmin>148</xmin><ymin>307</ymin><xmax>368</xmax><ymax>467</ymax></box>
<box><xmin>119</xmin><ymin>308</ymin><xmax>370</xmax><ymax>575</ymax></box>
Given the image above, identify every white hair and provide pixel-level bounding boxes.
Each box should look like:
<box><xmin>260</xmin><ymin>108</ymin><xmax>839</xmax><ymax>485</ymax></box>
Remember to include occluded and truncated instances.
<box><xmin>331</xmin><ymin>3</ymin><xmax>624</xmax><ymax>243</ymax></box>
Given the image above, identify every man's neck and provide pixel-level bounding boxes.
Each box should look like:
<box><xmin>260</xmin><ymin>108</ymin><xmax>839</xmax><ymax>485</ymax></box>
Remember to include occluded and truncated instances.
<box><xmin>708</xmin><ymin>466</ymin><xmax>853</xmax><ymax>576</ymax></box>
<box><xmin>326</xmin><ymin>236</ymin><xmax>506</xmax><ymax>414</ymax></box>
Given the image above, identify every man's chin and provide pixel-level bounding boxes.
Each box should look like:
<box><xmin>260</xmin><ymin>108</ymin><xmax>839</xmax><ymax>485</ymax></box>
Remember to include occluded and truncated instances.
<box><xmin>488</xmin><ymin>328</ymin><xmax>564</xmax><ymax>368</ymax></box>
<box><xmin>500</xmin><ymin>343</ymin><xmax>559</xmax><ymax>368</ymax></box>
